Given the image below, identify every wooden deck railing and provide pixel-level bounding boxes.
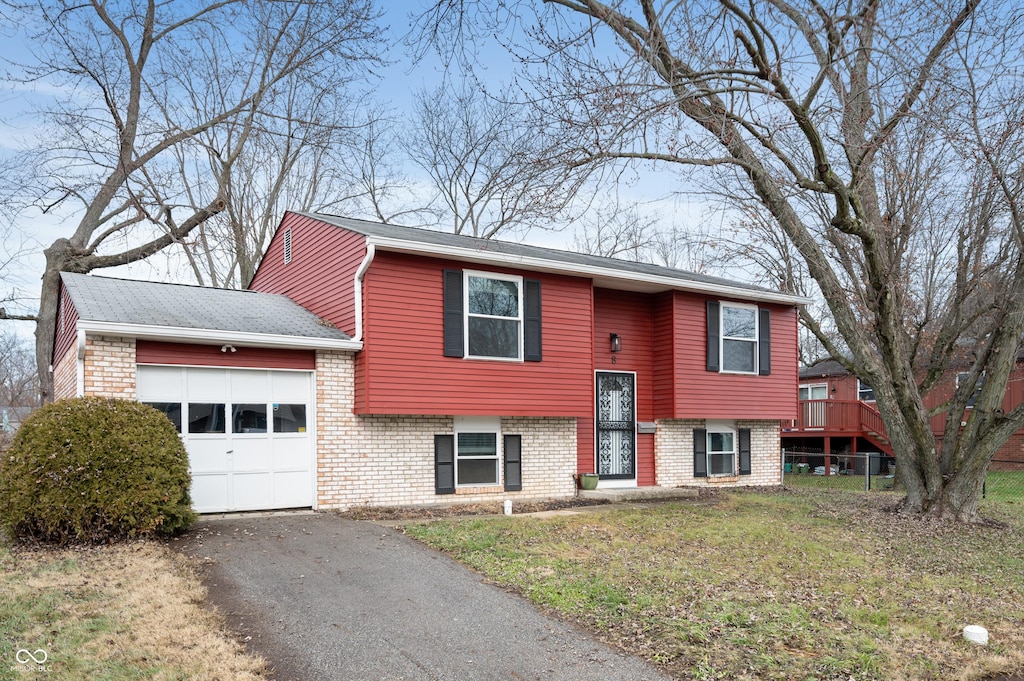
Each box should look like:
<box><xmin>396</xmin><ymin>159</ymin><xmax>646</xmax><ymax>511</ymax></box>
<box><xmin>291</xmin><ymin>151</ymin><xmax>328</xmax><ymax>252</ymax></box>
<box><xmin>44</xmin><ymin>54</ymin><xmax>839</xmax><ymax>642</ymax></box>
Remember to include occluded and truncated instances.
<box><xmin>790</xmin><ymin>399</ymin><xmax>888</xmax><ymax>440</ymax></box>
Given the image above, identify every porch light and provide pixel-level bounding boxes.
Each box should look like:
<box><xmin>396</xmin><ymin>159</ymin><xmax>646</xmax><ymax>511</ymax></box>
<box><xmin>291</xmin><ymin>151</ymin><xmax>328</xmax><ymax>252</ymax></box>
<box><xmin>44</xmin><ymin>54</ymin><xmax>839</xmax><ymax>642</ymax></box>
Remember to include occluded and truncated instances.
<box><xmin>610</xmin><ymin>333</ymin><xmax>622</xmax><ymax>353</ymax></box>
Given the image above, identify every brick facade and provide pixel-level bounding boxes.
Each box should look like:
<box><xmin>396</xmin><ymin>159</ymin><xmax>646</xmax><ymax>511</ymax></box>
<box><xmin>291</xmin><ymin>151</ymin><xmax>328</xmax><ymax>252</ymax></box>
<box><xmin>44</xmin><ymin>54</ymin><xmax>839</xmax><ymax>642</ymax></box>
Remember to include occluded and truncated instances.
<box><xmin>315</xmin><ymin>350</ymin><xmax>577</xmax><ymax>510</ymax></box>
<box><xmin>655</xmin><ymin>418</ymin><xmax>781</xmax><ymax>487</ymax></box>
<box><xmin>52</xmin><ymin>343</ymin><xmax>78</xmax><ymax>400</ymax></box>
<box><xmin>83</xmin><ymin>335</ymin><xmax>137</xmax><ymax>399</ymax></box>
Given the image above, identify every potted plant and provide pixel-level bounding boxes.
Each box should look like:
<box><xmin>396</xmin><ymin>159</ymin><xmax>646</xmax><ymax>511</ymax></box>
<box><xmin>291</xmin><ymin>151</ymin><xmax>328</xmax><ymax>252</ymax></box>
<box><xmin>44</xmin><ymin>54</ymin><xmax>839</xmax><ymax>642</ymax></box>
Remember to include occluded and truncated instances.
<box><xmin>579</xmin><ymin>473</ymin><xmax>600</xmax><ymax>490</ymax></box>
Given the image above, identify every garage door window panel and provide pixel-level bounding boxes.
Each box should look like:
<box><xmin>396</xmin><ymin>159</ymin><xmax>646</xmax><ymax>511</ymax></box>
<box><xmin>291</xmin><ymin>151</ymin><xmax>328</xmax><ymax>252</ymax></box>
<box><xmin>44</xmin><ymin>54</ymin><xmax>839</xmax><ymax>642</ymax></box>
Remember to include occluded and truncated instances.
<box><xmin>273</xmin><ymin>404</ymin><xmax>307</xmax><ymax>432</ymax></box>
<box><xmin>189</xmin><ymin>403</ymin><xmax>226</xmax><ymax>434</ymax></box>
<box><xmin>144</xmin><ymin>402</ymin><xmax>181</xmax><ymax>432</ymax></box>
<box><xmin>233</xmin><ymin>403</ymin><xmax>268</xmax><ymax>433</ymax></box>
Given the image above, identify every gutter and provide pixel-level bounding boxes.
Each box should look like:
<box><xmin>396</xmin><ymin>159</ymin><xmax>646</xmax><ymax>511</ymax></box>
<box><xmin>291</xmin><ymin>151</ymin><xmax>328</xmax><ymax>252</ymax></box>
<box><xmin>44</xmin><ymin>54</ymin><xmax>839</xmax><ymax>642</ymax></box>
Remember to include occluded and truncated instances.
<box><xmin>76</xmin><ymin>328</ymin><xmax>86</xmax><ymax>397</ymax></box>
<box><xmin>76</xmin><ymin>320</ymin><xmax>362</xmax><ymax>352</ymax></box>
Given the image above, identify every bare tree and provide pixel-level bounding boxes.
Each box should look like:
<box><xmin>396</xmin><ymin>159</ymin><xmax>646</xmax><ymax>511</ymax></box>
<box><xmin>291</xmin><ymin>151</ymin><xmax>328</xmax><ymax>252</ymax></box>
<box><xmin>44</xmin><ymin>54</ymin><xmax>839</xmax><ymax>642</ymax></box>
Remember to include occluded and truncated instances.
<box><xmin>404</xmin><ymin>81</ymin><xmax>581</xmax><ymax>239</ymax></box>
<box><xmin>0</xmin><ymin>0</ymin><xmax>382</xmax><ymax>399</ymax></box>
<box><xmin>0</xmin><ymin>329</ymin><xmax>41</xmax><ymax>411</ymax></box>
<box><xmin>419</xmin><ymin>0</ymin><xmax>1024</xmax><ymax>522</ymax></box>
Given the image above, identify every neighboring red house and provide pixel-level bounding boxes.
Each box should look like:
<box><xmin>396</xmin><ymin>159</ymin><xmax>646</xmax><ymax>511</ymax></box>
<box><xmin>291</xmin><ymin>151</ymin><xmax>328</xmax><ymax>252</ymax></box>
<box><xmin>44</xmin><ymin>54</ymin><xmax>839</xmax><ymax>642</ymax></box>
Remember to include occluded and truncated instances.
<box><xmin>52</xmin><ymin>211</ymin><xmax>808</xmax><ymax>512</ymax></box>
<box><xmin>782</xmin><ymin>358</ymin><xmax>1024</xmax><ymax>470</ymax></box>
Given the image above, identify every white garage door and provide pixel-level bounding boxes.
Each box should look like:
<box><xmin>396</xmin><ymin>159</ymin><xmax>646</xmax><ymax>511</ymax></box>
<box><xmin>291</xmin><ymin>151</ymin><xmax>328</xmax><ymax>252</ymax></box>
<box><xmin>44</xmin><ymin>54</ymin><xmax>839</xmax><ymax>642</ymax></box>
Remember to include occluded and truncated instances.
<box><xmin>137</xmin><ymin>365</ymin><xmax>314</xmax><ymax>513</ymax></box>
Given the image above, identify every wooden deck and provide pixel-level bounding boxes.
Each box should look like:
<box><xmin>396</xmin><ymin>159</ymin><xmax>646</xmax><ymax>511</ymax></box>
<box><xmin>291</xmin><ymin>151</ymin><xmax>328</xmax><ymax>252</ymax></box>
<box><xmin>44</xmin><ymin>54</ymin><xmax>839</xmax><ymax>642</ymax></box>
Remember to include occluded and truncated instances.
<box><xmin>781</xmin><ymin>399</ymin><xmax>892</xmax><ymax>455</ymax></box>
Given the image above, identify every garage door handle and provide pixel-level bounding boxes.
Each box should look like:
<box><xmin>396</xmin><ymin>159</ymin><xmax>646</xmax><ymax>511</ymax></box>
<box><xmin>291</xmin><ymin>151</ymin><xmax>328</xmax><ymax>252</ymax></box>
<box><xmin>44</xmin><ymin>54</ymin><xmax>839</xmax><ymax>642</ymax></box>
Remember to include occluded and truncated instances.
<box><xmin>226</xmin><ymin>450</ymin><xmax>233</xmax><ymax>454</ymax></box>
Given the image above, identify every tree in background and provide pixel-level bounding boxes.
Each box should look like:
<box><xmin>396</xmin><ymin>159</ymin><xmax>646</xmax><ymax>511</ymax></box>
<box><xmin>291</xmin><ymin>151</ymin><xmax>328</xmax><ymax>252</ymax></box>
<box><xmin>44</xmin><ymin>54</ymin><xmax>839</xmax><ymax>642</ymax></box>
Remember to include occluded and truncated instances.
<box><xmin>419</xmin><ymin>0</ymin><xmax>1024</xmax><ymax>521</ymax></box>
<box><xmin>0</xmin><ymin>0</ymin><xmax>382</xmax><ymax>400</ymax></box>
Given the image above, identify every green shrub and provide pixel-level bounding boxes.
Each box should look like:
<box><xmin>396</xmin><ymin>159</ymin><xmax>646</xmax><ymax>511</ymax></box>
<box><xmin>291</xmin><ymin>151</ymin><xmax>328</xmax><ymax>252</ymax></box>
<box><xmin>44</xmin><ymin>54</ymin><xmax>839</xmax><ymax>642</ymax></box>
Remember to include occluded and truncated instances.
<box><xmin>0</xmin><ymin>397</ymin><xmax>196</xmax><ymax>544</ymax></box>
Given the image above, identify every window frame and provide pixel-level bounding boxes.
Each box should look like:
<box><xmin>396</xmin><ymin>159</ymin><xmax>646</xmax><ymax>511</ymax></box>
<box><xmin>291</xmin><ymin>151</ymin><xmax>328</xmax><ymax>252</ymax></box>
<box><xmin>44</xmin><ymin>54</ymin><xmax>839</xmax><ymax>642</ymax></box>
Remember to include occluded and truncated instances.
<box><xmin>706</xmin><ymin>421</ymin><xmax>737</xmax><ymax>477</ymax></box>
<box><xmin>857</xmin><ymin>379</ymin><xmax>875</xmax><ymax>402</ymax></box>
<box><xmin>719</xmin><ymin>302</ymin><xmax>759</xmax><ymax>374</ymax></box>
<box><xmin>463</xmin><ymin>270</ymin><xmax>524</xmax><ymax>362</ymax></box>
<box><xmin>454</xmin><ymin>416</ymin><xmax>501</xmax><ymax>487</ymax></box>
<box><xmin>799</xmin><ymin>383</ymin><xmax>828</xmax><ymax>401</ymax></box>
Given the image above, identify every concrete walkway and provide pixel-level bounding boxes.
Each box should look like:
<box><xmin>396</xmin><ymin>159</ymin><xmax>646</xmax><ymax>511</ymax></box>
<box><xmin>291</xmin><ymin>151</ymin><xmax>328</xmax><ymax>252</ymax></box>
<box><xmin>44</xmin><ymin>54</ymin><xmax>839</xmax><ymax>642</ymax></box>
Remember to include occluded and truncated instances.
<box><xmin>174</xmin><ymin>512</ymin><xmax>670</xmax><ymax>681</ymax></box>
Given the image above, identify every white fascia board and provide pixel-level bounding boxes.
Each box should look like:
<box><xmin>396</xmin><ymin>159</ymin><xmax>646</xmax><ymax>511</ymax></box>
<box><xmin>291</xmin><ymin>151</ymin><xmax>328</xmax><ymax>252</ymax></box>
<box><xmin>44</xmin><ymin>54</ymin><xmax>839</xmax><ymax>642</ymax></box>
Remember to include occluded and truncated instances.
<box><xmin>76</xmin><ymin>320</ymin><xmax>362</xmax><ymax>351</ymax></box>
<box><xmin>365</xmin><ymin>235</ymin><xmax>813</xmax><ymax>306</ymax></box>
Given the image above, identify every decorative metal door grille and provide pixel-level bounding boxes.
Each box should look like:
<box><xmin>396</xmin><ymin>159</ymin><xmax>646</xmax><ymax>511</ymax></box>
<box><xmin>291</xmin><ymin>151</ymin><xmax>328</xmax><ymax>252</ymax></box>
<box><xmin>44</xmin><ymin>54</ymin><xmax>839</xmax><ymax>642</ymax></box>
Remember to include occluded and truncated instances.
<box><xmin>596</xmin><ymin>372</ymin><xmax>636</xmax><ymax>478</ymax></box>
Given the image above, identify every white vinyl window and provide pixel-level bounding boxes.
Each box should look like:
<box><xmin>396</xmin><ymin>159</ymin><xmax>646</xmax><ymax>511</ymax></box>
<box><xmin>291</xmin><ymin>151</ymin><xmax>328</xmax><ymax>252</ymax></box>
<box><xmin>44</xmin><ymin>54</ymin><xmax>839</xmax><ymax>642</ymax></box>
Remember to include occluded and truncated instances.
<box><xmin>465</xmin><ymin>271</ymin><xmax>523</xmax><ymax>360</ymax></box>
<box><xmin>454</xmin><ymin>416</ymin><xmax>501</xmax><ymax>486</ymax></box>
<box><xmin>720</xmin><ymin>303</ymin><xmax>758</xmax><ymax>374</ymax></box>
<box><xmin>707</xmin><ymin>422</ymin><xmax>736</xmax><ymax>476</ymax></box>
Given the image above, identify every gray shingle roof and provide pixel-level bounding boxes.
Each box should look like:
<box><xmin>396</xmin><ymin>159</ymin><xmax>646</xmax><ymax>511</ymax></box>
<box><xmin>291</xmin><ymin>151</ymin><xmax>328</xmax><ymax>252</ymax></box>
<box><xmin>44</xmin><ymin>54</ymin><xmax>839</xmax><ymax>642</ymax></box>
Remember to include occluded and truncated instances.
<box><xmin>300</xmin><ymin>212</ymin><xmax>800</xmax><ymax>301</ymax></box>
<box><xmin>60</xmin><ymin>272</ymin><xmax>350</xmax><ymax>340</ymax></box>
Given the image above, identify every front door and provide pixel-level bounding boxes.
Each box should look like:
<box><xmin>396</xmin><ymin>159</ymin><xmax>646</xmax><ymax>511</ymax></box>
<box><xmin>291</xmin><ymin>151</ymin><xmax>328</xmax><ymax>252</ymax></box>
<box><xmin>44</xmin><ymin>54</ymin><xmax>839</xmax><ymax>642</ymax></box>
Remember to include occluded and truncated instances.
<box><xmin>596</xmin><ymin>371</ymin><xmax>636</xmax><ymax>480</ymax></box>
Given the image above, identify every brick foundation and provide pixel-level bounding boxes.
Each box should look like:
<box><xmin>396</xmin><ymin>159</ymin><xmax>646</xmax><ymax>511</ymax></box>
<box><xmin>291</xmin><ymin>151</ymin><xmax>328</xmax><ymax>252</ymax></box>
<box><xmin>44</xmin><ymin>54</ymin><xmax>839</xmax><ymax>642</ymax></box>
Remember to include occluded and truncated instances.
<box><xmin>655</xmin><ymin>418</ymin><xmax>781</xmax><ymax>487</ymax></box>
<box><xmin>315</xmin><ymin>350</ymin><xmax>577</xmax><ymax>510</ymax></box>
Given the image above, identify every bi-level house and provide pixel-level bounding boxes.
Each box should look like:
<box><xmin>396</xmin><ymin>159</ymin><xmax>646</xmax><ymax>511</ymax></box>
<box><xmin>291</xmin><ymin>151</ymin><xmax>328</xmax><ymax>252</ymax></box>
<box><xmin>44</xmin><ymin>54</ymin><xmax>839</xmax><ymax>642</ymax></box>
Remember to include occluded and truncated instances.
<box><xmin>52</xmin><ymin>212</ymin><xmax>808</xmax><ymax>513</ymax></box>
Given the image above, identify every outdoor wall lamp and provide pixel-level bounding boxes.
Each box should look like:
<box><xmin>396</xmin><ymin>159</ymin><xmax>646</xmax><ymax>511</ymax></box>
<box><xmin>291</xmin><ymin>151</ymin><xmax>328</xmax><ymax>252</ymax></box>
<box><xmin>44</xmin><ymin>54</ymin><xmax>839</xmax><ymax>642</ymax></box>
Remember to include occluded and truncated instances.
<box><xmin>609</xmin><ymin>333</ymin><xmax>622</xmax><ymax>353</ymax></box>
<box><xmin>221</xmin><ymin>344</ymin><xmax>237</xmax><ymax>353</ymax></box>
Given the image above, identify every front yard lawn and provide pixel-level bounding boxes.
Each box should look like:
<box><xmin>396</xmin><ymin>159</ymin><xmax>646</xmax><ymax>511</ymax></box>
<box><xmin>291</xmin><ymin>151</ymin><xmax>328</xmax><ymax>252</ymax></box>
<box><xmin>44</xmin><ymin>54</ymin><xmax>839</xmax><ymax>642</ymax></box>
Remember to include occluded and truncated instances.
<box><xmin>0</xmin><ymin>540</ymin><xmax>265</xmax><ymax>679</ymax></box>
<box><xmin>406</xmin><ymin>489</ymin><xmax>1024</xmax><ymax>680</ymax></box>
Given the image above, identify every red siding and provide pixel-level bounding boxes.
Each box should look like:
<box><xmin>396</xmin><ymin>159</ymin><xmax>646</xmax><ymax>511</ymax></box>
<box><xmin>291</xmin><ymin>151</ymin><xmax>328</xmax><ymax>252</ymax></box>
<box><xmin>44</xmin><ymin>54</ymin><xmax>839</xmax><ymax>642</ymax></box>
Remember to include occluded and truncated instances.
<box><xmin>670</xmin><ymin>293</ymin><xmax>799</xmax><ymax>420</ymax></box>
<box><xmin>652</xmin><ymin>292</ymin><xmax>676</xmax><ymax>416</ymax></box>
<box><xmin>53</xmin><ymin>283</ymin><xmax>79</xmax><ymax>364</ymax></box>
<box><xmin>249</xmin><ymin>212</ymin><xmax>366</xmax><ymax>337</ymax></box>
<box><xmin>357</xmin><ymin>251</ymin><xmax>595</xmax><ymax>416</ymax></box>
<box><xmin>593</xmin><ymin>288</ymin><xmax>657</xmax><ymax>485</ymax></box>
<box><xmin>136</xmin><ymin>341</ymin><xmax>315</xmax><ymax>370</ymax></box>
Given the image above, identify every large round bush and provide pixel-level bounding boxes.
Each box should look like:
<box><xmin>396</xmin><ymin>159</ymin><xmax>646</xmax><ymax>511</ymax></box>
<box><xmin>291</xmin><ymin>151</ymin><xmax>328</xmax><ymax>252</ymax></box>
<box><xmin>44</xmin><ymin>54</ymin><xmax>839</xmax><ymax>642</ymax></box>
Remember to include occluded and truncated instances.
<box><xmin>0</xmin><ymin>397</ymin><xmax>196</xmax><ymax>544</ymax></box>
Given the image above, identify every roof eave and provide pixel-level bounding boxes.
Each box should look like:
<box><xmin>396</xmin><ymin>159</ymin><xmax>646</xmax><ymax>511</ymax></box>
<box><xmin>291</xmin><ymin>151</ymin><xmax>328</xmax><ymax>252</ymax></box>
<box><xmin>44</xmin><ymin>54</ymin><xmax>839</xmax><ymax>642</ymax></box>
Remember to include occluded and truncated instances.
<box><xmin>77</xmin><ymin>320</ymin><xmax>361</xmax><ymax>352</ymax></box>
<box><xmin>365</xmin><ymin>235</ymin><xmax>812</xmax><ymax>306</ymax></box>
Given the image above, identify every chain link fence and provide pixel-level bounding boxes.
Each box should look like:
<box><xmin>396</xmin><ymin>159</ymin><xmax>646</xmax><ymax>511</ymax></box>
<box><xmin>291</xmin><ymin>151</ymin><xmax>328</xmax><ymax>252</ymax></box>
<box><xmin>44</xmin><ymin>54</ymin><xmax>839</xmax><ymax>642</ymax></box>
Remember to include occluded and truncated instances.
<box><xmin>782</xmin><ymin>448</ymin><xmax>1024</xmax><ymax>502</ymax></box>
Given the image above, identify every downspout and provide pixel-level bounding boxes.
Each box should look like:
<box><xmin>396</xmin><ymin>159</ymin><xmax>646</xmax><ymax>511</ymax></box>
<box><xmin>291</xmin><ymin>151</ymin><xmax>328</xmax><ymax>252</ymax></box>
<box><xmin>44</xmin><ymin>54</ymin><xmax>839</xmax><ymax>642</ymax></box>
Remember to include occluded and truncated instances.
<box><xmin>75</xmin><ymin>328</ymin><xmax>87</xmax><ymax>397</ymax></box>
<box><xmin>352</xmin><ymin>243</ymin><xmax>375</xmax><ymax>343</ymax></box>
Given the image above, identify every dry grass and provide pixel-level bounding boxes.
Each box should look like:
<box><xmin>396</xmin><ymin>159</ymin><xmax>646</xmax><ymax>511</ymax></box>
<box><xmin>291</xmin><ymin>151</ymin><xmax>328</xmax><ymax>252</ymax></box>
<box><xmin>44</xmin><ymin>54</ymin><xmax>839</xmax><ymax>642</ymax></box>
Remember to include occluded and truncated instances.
<box><xmin>406</xmin><ymin>488</ymin><xmax>1024</xmax><ymax>681</ymax></box>
<box><xmin>1</xmin><ymin>540</ymin><xmax>266</xmax><ymax>679</ymax></box>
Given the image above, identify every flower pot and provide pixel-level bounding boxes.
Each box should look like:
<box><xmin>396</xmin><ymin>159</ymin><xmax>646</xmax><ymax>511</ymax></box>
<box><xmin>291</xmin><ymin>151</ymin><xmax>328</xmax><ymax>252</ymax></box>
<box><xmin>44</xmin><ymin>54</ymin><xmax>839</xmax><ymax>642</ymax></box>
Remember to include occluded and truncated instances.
<box><xmin>580</xmin><ymin>473</ymin><xmax>600</xmax><ymax>490</ymax></box>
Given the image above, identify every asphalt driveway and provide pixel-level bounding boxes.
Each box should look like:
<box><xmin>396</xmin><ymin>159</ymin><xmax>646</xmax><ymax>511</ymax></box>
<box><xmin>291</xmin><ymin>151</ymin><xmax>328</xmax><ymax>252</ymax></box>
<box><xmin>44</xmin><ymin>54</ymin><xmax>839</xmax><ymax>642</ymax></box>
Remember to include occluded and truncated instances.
<box><xmin>174</xmin><ymin>512</ymin><xmax>670</xmax><ymax>681</ymax></box>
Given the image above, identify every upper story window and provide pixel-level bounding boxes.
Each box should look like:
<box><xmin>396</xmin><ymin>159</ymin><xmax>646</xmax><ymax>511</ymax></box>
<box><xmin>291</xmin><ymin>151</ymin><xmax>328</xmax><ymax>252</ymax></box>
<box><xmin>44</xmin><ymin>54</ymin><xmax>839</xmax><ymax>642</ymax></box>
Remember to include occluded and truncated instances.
<box><xmin>707</xmin><ymin>301</ymin><xmax>771</xmax><ymax>375</ymax></box>
<box><xmin>720</xmin><ymin>302</ymin><xmax>758</xmax><ymax>373</ymax></box>
<box><xmin>443</xmin><ymin>269</ymin><xmax>542</xmax><ymax>362</ymax></box>
<box><xmin>466</xmin><ymin>272</ymin><xmax>522</xmax><ymax>360</ymax></box>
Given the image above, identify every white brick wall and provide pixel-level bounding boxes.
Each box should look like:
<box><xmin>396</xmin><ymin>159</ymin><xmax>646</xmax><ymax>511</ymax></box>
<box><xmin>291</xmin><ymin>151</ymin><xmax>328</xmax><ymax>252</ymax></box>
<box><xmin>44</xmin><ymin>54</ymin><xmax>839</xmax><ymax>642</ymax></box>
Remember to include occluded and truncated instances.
<box><xmin>315</xmin><ymin>350</ymin><xmax>577</xmax><ymax>510</ymax></box>
<box><xmin>655</xmin><ymin>419</ymin><xmax>781</xmax><ymax>488</ymax></box>
<box><xmin>83</xmin><ymin>335</ymin><xmax>136</xmax><ymax>399</ymax></box>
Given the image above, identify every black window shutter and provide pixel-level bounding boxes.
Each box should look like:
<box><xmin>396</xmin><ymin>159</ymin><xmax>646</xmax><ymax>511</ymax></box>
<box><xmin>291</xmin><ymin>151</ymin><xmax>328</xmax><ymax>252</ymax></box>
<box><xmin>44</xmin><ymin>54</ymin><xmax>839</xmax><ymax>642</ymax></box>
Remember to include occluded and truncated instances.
<box><xmin>435</xmin><ymin>434</ymin><xmax>455</xmax><ymax>494</ymax></box>
<box><xmin>443</xmin><ymin>270</ymin><xmax>464</xmax><ymax>357</ymax></box>
<box><xmin>693</xmin><ymin>428</ymin><xmax>708</xmax><ymax>478</ymax></box>
<box><xmin>503</xmin><ymin>434</ymin><xmax>523</xmax><ymax>491</ymax></box>
<box><xmin>706</xmin><ymin>301</ymin><xmax>720</xmax><ymax>372</ymax></box>
<box><xmin>524</xmin><ymin>279</ymin><xmax>542</xmax><ymax>362</ymax></box>
<box><xmin>738</xmin><ymin>428</ymin><xmax>752</xmax><ymax>475</ymax></box>
<box><xmin>758</xmin><ymin>308</ymin><xmax>771</xmax><ymax>375</ymax></box>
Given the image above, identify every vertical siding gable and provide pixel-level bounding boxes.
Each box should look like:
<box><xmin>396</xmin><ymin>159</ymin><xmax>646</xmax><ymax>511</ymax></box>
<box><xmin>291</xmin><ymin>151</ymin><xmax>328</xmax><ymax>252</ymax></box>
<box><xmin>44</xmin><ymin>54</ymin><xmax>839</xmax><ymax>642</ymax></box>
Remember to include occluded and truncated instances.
<box><xmin>53</xmin><ymin>282</ymin><xmax>80</xmax><ymax>364</ymax></box>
